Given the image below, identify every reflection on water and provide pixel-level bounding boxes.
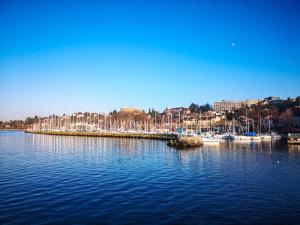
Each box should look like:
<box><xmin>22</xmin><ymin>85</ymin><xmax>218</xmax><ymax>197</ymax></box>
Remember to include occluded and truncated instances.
<box><xmin>26</xmin><ymin>133</ymin><xmax>300</xmax><ymax>170</ymax></box>
<box><xmin>28</xmin><ymin>133</ymin><xmax>175</xmax><ymax>161</ymax></box>
<box><xmin>1</xmin><ymin>131</ymin><xmax>300</xmax><ymax>225</ymax></box>
<box><xmin>288</xmin><ymin>144</ymin><xmax>300</xmax><ymax>153</ymax></box>
<box><xmin>27</xmin><ymin>133</ymin><xmax>292</xmax><ymax>155</ymax></box>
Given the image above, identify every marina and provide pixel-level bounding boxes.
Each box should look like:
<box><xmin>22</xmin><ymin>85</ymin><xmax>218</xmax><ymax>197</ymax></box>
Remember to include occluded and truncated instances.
<box><xmin>27</xmin><ymin>128</ymin><xmax>287</xmax><ymax>148</ymax></box>
<box><xmin>1</xmin><ymin>1</ymin><xmax>300</xmax><ymax>223</ymax></box>
<box><xmin>1</xmin><ymin>130</ymin><xmax>300</xmax><ymax>224</ymax></box>
<box><xmin>26</xmin><ymin>102</ymin><xmax>298</xmax><ymax>148</ymax></box>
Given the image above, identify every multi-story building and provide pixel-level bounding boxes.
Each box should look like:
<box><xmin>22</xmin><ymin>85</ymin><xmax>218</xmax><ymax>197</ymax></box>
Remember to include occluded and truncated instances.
<box><xmin>214</xmin><ymin>100</ymin><xmax>243</xmax><ymax>111</ymax></box>
<box><xmin>214</xmin><ymin>99</ymin><xmax>260</xmax><ymax>111</ymax></box>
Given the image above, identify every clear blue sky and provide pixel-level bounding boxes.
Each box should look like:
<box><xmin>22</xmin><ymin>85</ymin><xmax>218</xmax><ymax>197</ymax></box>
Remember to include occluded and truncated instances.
<box><xmin>0</xmin><ymin>0</ymin><xmax>299</xmax><ymax>120</ymax></box>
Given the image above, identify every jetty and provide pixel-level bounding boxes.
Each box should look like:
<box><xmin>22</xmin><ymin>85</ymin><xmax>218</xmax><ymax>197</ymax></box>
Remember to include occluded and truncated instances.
<box><xmin>26</xmin><ymin>130</ymin><xmax>177</xmax><ymax>141</ymax></box>
<box><xmin>26</xmin><ymin>130</ymin><xmax>203</xmax><ymax>148</ymax></box>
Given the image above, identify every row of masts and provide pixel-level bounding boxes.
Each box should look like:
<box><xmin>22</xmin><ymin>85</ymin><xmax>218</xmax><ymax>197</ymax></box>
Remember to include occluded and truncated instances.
<box><xmin>30</xmin><ymin>113</ymin><xmax>186</xmax><ymax>133</ymax></box>
<box><xmin>29</xmin><ymin>110</ymin><xmax>274</xmax><ymax>134</ymax></box>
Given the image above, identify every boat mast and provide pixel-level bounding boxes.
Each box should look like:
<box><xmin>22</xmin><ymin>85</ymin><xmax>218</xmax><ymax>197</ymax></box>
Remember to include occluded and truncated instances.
<box><xmin>199</xmin><ymin>111</ymin><xmax>202</xmax><ymax>134</ymax></box>
<box><xmin>268</xmin><ymin>116</ymin><xmax>271</xmax><ymax>133</ymax></box>
<box><xmin>233</xmin><ymin>111</ymin><xmax>236</xmax><ymax>135</ymax></box>
<box><xmin>246</xmin><ymin>107</ymin><xmax>248</xmax><ymax>133</ymax></box>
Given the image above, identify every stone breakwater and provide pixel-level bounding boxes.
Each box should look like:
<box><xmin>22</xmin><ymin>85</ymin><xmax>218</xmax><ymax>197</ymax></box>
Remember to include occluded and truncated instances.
<box><xmin>167</xmin><ymin>136</ymin><xmax>203</xmax><ymax>148</ymax></box>
<box><xmin>26</xmin><ymin>131</ymin><xmax>203</xmax><ymax>148</ymax></box>
<box><xmin>26</xmin><ymin>131</ymin><xmax>178</xmax><ymax>141</ymax></box>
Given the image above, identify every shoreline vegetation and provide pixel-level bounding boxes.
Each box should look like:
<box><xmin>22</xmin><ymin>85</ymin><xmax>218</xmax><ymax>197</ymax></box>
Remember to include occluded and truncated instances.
<box><xmin>25</xmin><ymin>130</ymin><xmax>204</xmax><ymax>148</ymax></box>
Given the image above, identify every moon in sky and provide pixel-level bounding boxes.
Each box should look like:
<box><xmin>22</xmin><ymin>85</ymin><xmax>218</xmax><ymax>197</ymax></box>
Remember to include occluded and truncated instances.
<box><xmin>232</xmin><ymin>42</ymin><xmax>235</xmax><ymax>47</ymax></box>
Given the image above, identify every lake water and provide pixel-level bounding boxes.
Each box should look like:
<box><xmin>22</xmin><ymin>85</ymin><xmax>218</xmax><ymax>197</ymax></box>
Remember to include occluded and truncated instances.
<box><xmin>1</xmin><ymin>131</ymin><xmax>300</xmax><ymax>224</ymax></box>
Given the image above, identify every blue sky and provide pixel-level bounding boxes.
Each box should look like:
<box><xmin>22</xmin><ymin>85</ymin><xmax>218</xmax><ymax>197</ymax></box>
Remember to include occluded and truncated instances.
<box><xmin>0</xmin><ymin>0</ymin><xmax>299</xmax><ymax>120</ymax></box>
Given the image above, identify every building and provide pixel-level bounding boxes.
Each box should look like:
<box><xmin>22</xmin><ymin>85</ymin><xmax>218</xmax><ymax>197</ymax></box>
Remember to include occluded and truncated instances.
<box><xmin>165</xmin><ymin>107</ymin><xmax>190</xmax><ymax>121</ymax></box>
<box><xmin>214</xmin><ymin>100</ymin><xmax>243</xmax><ymax>111</ymax></box>
<box><xmin>244</xmin><ymin>99</ymin><xmax>260</xmax><ymax>106</ymax></box>
<box><xmin>265</xmin><ymin>96</ymin><xmax>281</xmax><ymax>101</ymax></box>
<box><xmin>262</xmin><ymin>96</ymin><xmax>284</xmax><ymax>105</ymax></box>
<box><xmin>182</xmin><ymin>111</ymin><xmax>226</xmax><ymax>130</ymax></box>
<box><xmin>214</xmin><ymin>99</ymin><xmax>260</xmax><ymax>111</ymax></box>
<box><xmin>120</xmin><ymin>107</ymin><xmax>143</xmax><ymax>113</ymax></box>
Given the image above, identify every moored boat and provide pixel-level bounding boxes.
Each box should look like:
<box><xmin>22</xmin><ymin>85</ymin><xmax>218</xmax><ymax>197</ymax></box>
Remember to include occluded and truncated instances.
<box><xmin>271</xmin><ymin>132</ymin><xmax>282</xmax><ymax>139</ymax></box>
<box><xmin>260</xmin><ymin>134</ymin><xmax>272</xmax><ymax>140</ymax></box>
<box><xmin>202</xmin><ymin>137</ymin><xmax>220</xmax><ymax>144</ymax></box>
<box><xmin>235</xmin><ymin>132</ymin><xmax>261</xmax><ymax>142</ymax></box>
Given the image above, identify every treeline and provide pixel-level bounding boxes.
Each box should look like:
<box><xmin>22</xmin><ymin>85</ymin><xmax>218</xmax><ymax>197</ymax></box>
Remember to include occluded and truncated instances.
<box><xmin>0</xmin><ymin>115</ymin><xmax>39</xmax><ymax>130</ymax></box>
<box><xmin>24</xmin><ymin>115</ymin><xmax>40</xmax><ymax>125</ymax></box>
<box><xmin>0</xmin><ymin>120</ymin><xmax>26</xmax><ymax>130</ymax></box>
<box><xmin>189</xmin><ymin>103</ymin><xmax>212</xmax><ymax>113</ymax></box>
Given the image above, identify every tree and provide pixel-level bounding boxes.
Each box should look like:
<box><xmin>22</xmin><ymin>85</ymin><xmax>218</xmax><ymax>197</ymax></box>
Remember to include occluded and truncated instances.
<box><xmin>189</xmin><ymin>103</ymin><xmax>200</xmax><ymax>113</ymax></box>
<box><xmin>25</xmin><ymin>117</ymin><xmax>33</xmax><ymax>125</ymax></box>
<box><xmin>296</xmin><ymin>96</ymin><xmax>300</xmax><ymax>104</ymax></box>
<box><xmin>200</xmin><ymin>103</ymin><xmax>212</xmax><ymax>112</ymax></box>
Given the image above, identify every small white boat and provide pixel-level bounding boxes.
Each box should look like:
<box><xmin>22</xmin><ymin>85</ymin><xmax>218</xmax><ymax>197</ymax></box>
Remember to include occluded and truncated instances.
<box><xmin>216</xmin><ymin>133</ymin><xmax>235</xmax><ymax>140</ymax></box>
<box><xmin>235</xmin><ymin>135</ymin><xmax>251</xmax><ymax>141</ymax></box>
<box><xmin>200</xmin><ymin>133</ymin><xmax>220</xmax><ymax>144</ymax></box>
<box><xmin>202</xmin><ymin>137</ymin><xmax>220</xmax><ymax>144</ymax></box>
<box><xmin>271</xmin><ymin>132</ymin><xmax>282</xmax><ymax>139</ymax></box>
<box><xmin>260</xmin><ymin>134</ymin><xmax>272</xmax><ymax>140</ymax></box>
<box><xmin>235</xmin><ymin>135</ymin><xmax>261</xmax><ymax>141</ymax></box>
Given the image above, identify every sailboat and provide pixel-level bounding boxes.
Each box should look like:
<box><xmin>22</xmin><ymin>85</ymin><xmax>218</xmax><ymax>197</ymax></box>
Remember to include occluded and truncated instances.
<box><xmin>235</xmin><ymin>109</ymin><xmax>261</xmax><ymax>142</ymax></box>
<box><xmin>260</xmin><ymin>116</ymin><xmax>281</xmax><ymax>140</ymax></box>
<box><xmin>200</xmin><ymin>124</ymin><xmax>220</xmax><ymax>144</ymax></box>
<box><xmin>260</xmin><ymin>116</ymin><xmax>272</xmax><ymax>140</ymax></box>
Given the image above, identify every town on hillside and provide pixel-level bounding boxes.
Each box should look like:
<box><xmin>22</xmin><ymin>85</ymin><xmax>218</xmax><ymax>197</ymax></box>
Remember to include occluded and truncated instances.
<box><xmin>2</xmin><ymin>96</ymin><xmax>300</xmax><ymax>136</ymax></box>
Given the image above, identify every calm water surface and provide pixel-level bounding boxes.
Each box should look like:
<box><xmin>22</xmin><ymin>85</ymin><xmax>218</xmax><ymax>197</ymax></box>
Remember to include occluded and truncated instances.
<box><xmin>1</xmin><ymin>131</ymin><xmax>300</xmax><ymax>224</ymax></box>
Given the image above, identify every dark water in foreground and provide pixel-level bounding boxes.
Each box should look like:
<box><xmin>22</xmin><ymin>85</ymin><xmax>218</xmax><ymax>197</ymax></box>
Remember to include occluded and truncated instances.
<box><xmin>1</xmin><ymin>131</ymin><xmax>300</xmax><ymax>225</ymax></box>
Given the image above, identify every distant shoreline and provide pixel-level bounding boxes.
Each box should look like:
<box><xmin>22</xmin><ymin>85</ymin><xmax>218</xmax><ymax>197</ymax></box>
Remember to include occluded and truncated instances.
<box><xmin>0</xmin><ymin>129</ymin><xmax>25</xmax><ymax>131</ymax></box>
